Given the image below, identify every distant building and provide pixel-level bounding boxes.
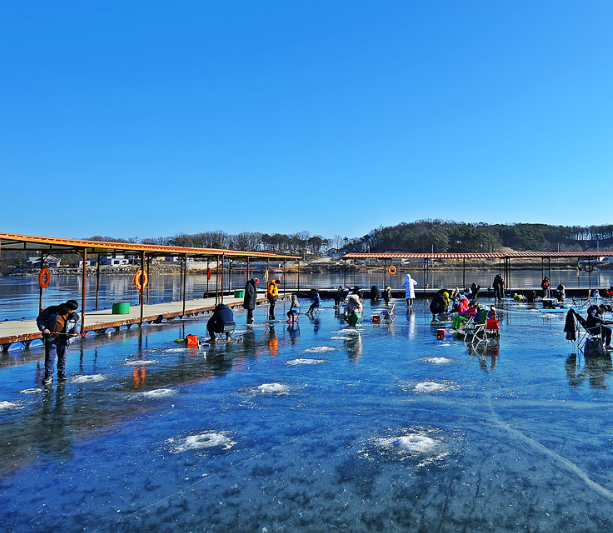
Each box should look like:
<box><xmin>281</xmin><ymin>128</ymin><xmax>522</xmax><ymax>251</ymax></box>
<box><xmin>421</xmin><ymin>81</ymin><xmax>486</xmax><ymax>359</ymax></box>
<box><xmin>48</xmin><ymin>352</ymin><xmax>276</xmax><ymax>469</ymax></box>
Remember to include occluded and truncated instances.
<box><xmin>75</xmin><ymin>259</ymin><xmax>97</xmax><ymax>268</ymax></box>
<box><xmin>100</xmin><ymin>254</ymin><xmax>132</xmax><ymax>267</ymax></box>
<box><xmin>163</xmin><ymin>257</ymin><xmax>208</xmax><ymax>270</ymax></box>
<box><xmin>27</xmin><ymin>256</ymin><xmax>61</xmax><ymax>267</ymax></box>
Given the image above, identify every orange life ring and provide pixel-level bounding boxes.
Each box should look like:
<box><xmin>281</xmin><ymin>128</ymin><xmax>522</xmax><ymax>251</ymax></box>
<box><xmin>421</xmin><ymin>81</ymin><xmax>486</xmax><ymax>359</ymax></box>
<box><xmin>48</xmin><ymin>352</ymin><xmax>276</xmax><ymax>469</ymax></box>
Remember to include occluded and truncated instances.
<box><xmin>207</xmin><ymin>268</ymin><xmax>212</xmax><ymax>280</ymax></box>
<box><xmin>388</xmin><ymin>265</ymin><xmax>397</xmax><ymax>276</ymax></box>
<box><xmin>38</xmin><ymin>268</ymin><xmax>50</xmax><ymax>288</ymax></box>
<box><xmin>133</xmin><ymin>269</ymin><xmax>149</xmax><ymax>290</ymax></box>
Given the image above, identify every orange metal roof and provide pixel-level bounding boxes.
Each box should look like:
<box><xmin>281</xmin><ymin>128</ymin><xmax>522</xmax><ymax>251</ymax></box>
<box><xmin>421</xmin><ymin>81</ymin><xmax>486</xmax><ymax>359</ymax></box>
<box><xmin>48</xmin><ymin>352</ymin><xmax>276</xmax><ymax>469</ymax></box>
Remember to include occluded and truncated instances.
<box><xmin>0</xmin><ymin>232</ymin><xmax>300</xmax><ymax>260</ymax></box>
<box><xmin>343</xmin><ymin>252</ymin><xmax>610</xmax><ymax>260</ymax></box>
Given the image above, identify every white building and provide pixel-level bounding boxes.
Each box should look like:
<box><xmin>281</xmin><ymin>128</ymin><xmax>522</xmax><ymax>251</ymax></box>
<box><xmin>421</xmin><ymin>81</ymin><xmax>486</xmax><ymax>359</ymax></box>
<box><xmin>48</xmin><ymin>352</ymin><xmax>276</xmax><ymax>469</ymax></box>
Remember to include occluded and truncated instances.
<box><xmin>100</xmin><ymin>254</ymin><xmax>132</xmax><ymax>267</ymax></box>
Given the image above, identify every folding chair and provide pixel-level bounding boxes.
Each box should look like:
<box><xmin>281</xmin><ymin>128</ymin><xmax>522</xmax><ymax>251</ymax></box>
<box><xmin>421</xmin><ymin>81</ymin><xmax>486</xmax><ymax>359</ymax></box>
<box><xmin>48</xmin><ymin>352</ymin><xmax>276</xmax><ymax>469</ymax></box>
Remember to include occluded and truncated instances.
<box><xmin>215</xmin><ymin>321</ymin><xmax>236</xmax><ymax>342</ymax></box>
<box><xmin>381</xmin><ymin>303</ymin><xmax>396</xmax><ymax>322</ymax></box>
<box><xmin>456</xmin><ymin>308</ymin><xmax>489</xmax><ymax>346</ymax></box>
<box><xmin>567</xmin><ymin>309</ymin><xmax>604</xmax><ymax>355</ymax></box>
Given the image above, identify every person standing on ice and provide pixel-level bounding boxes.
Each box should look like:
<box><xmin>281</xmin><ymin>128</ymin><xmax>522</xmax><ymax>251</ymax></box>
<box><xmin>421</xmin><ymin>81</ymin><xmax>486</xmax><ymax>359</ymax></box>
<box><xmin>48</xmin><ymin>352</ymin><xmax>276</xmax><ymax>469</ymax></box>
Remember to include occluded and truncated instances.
<box><xmin>401</xmin><ymin>273</ymin><xmax>417</xmax><ymax>307</ymax></box>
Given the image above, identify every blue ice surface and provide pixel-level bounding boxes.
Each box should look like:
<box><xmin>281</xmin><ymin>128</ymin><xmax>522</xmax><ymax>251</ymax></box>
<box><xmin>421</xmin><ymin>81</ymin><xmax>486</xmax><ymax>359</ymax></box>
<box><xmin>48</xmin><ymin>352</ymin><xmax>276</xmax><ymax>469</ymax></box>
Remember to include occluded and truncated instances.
<box><xmin>1</xmin><ymin>297</ymin><xmax>613</xmax><ymax>532</ymax></box>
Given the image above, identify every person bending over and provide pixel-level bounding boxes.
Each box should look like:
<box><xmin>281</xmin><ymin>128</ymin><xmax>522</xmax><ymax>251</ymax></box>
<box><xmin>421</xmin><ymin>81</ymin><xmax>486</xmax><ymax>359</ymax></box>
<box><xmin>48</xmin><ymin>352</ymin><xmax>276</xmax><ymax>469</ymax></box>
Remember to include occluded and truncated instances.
<box><xmin>37</xmin><ymin>300</ymin><xmax>81</xmax><ymax>384</ymax></box>
<box><xmin>344</xmin><ymin>294</ymin><xmax>363</xmax><ymax>327</ymax></box>
<box><xmin>287</xmin><ymin>294</ymin><xmax>301</xmax><ymax>322</ymax></box>
<box><xmin>207</xmin><ymin>303</ymin><xmax>234</xmax><ymax>341</ymax></box>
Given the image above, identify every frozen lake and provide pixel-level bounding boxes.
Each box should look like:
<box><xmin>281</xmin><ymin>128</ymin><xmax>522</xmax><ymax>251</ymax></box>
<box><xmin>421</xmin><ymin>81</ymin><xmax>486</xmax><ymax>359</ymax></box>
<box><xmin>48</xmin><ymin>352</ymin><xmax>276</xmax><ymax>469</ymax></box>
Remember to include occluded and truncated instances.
<box><xmin>1</xmin><ymin>296</ymin><xmax>612</xmax><ymax>532</ymax></box>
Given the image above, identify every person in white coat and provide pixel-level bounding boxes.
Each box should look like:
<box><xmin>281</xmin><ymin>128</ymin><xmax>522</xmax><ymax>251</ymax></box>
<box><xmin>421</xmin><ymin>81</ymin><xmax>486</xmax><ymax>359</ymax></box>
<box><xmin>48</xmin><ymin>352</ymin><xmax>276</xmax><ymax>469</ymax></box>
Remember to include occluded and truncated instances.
<box><xmin>401</xmin><ymin>273</ymin><xmax>417</xmax><ymax>307</ymax></box>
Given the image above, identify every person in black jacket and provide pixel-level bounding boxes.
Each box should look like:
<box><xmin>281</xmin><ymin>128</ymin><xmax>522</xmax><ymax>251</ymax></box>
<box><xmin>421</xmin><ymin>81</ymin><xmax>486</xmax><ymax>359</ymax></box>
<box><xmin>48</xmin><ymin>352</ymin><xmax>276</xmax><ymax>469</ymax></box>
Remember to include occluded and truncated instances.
<box><xmin>493</xmin><ymin>274</ymin><xmax>504</xmax><ymax>300</ymax></box>
<box><xmin>36</xmin><ymin>300</ymin><xmax>81</xmax><ymax>384</ymax></box>
<box><xmin>243</xmin><ymin>278</ymin><xmax>258</xmax><ymax>324</ymax></box>
<box><xmin>430</xmin><ymin>290</ymin><xmax>449</xmax><ymax>320</ymax></box>
<box><xmin>207</xmin><ymin>304</ymin><xmax>235</xmax><ymax>341</ymax></box>
<box><xmin>586</xmin><ymin>304</ymin><xmax>613</xmax><ymax>348</ymax></box>
<box><xmin>370</xmin><ymin>285</ymin><xmax>381</xmax><ymax>303</ymax></box>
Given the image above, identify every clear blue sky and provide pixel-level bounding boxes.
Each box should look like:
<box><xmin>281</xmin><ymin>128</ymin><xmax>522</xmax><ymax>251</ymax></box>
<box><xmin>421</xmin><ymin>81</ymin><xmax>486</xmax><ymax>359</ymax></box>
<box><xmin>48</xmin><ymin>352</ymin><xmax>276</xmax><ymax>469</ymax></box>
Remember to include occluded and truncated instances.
<box><xmin>2</xmin><ymin>1</ymin><xmax>612</xmax><ymax>242</ymax></box>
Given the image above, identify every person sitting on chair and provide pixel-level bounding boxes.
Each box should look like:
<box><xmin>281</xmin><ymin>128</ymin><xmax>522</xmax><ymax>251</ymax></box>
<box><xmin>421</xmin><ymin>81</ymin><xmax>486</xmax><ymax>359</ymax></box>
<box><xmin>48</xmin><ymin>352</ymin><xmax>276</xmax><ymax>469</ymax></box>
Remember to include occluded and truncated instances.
<box><xmin>462</xmin><ymin>301</ymin><xmax>479</xmax><ymax>319</ymax></box>
<box><xmin>586</xmin><ymin>304</ymin><xmax>613</xmax><ymax>349</ymax></box>
<box><xmin>207</xmin><ymin>303</ymin><xmax>234</xmax><ymax>341</ymax></box>
<box><xmin>305</xmin><ymin>290</ymin><xmax>321</xmax><ymax>317</ymax></box>
<box><xmin>457</xmin><ymin>295</ymin><xmax>469</xmax><ymax>315</ymax></box>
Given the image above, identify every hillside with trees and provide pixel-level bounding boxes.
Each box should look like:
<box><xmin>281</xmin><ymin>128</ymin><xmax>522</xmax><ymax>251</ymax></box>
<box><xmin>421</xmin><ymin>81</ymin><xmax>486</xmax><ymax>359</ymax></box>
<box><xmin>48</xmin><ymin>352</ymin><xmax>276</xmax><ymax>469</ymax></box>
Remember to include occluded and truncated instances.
<box><xmin>86</xmin><ymin>221</ymin><xmax>613</xmax><ymax>257</ymax></box>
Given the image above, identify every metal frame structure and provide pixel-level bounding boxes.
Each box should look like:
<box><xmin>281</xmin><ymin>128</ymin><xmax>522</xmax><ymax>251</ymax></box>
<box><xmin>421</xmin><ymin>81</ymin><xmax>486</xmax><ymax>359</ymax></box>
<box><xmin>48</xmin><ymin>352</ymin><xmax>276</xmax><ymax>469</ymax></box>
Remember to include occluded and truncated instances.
<box><xmin>0</xmin><ymin>232</ymin><xmax>300</xmax><ymax>333</ymax></box>
<box><xmin>343</xmin><ymin>251</ymin><xmax>608</xmax><ymax>292</ymax></box>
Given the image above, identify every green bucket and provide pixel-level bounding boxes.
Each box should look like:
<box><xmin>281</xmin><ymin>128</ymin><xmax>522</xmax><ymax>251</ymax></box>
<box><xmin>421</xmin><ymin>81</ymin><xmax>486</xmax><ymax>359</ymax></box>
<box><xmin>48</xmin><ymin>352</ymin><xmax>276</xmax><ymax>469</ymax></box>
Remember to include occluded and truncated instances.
<box><xmin>234</xmin><ymin>290</ymin><xmax>245</xmax><ymax>298</ymax></box>
<box><xmin>112</xmin><ymin>302</ymin><xmax>130</xmax><ymax>314</ymax></box>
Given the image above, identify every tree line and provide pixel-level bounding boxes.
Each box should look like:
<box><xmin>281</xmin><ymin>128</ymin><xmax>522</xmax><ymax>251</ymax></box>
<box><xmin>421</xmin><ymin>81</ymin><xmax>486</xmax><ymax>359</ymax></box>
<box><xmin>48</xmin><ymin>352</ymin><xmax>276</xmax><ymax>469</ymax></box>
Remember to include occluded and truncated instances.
<box><xmin>86</xmin><ymin>220</ymin><xmax>613</xmax><ymax>257</ymax></box>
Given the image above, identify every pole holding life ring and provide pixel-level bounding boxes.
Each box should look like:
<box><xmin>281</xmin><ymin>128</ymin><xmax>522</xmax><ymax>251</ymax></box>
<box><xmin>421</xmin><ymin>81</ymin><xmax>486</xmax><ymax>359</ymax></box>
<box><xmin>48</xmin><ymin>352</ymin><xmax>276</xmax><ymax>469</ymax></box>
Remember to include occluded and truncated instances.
<box><xmin>38</xmin><ymin>268</ymin><xmax>50</xmax><ymax>288</ymax></box>
<box><xmin>388</xmin><ymin>265</ymin><xmax>397</xmax><ymax>276</ymax></box>
<box><xmin>133</xmin><ymin>269</ymin><xmax>149</xmax><ymax>290</ymax></box>
<box><xmin>207</xmin><ymin>268</ymin><xmax>212</xmax><ymax>281</ymax></box>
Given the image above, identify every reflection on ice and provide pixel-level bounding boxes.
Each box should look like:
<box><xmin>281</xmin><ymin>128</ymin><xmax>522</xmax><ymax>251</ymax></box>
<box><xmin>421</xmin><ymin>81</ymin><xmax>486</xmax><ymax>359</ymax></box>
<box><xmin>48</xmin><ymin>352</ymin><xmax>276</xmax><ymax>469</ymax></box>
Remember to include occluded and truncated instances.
<box><xmin>286</xmin><ymin>358</ymin><xmax>328</xmax><ymax>366</ymax></box>
<box><xmin>4</xmin><ymin>298</ymin><xmax>613</xmax><ymax>530</ymax></box>
<box><xmin>167</xmin><ymin>431</ymin><xmax>235</xmax><ymax>453</ymax></box>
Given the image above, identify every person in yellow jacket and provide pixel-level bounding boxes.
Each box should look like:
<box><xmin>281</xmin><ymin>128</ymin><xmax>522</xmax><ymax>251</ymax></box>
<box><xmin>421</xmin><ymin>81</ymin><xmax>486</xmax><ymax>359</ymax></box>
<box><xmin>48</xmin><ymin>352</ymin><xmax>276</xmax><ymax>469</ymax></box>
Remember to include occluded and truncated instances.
<box><xmin>267</xmin><ymin>279</ymin><xmax>279</xmax><ymax>320</ymax></box>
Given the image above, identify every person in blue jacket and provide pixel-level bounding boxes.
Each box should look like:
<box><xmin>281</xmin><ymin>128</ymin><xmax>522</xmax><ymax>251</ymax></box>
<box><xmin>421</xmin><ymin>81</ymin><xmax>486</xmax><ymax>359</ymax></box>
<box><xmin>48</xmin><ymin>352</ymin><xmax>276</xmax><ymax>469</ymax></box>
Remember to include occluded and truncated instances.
<box><xmin>305</xmin><ymin>290</ymin><xmax>321</xmax><ymax>317</ymax></box>
<box><xmin>207</xmin><ymin>303</ymin><xmax>235</xmax><ymax>341</ymax></box>
<box><xmin>36</xmin><ymin>300</ymin><xmax>81</xmax><ymax>384</ymax></box>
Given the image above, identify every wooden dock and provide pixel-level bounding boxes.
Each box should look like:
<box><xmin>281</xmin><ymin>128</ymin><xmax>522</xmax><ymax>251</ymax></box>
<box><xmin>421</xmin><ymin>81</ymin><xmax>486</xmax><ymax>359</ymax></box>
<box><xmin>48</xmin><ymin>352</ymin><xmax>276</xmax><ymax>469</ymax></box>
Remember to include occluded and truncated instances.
<box><xmin>0</xmin><ymin>292</ymin><xmax>282</xmax><ymax>351</ymax></box>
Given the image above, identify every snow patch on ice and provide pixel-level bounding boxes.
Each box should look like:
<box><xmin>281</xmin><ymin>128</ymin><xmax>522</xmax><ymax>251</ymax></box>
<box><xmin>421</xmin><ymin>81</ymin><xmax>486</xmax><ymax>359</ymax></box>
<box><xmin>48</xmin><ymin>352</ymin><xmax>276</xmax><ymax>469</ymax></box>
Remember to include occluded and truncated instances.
<box><xmin>20</xmin><ymin>388</ymin><xmax>42</xmax><ymax>394</ymax></box>
<box><xmin>258</xmin><ymin>383</ymin><xmax>289</xmax><ymax>394</ymax></box>
<box><xmin>0</xmin><ymin>401</ymin><xmax>19</xmax><ymax>411</ymax></box>
<box><xmin>168</xmin><ymin>431</ymin><xmax>235</xmax><ymax>453</ymax></box>
<box><xmin>143</xmin><ymin>388</ymin><xmax>176</xmax><ymax>398</ymax></box>
<box><xmin>124</xmin><ymin>359</ymin><xmax>157</xmax><ymax>366</ymax></box>
<box><xmin>72</xmin><ymin>374</ymin><xmax>105</xmax><ymax>384</ymax></box>
<box><xmin>380</xmin><ymin>434</ymin><xmax>439</xmax><ymax>453</ymax></box>
<box><xmin>414</xmin><ymin>381</ymin><xmax>449</xmax><ymax>393</ymax></box>
<box><xmin>421</xmin><ymin>357</ymin><xmax>454</xmax><ymax>365</ymax></box>
<box><xmin>304</xmin><ymin>346</ymin><xmax>337</xmax><ymax>353</ymax></box>
<box><xmin>286</xmin><ymin>358</ymin><xmax>328</xmax><ymax>366</ymax></box>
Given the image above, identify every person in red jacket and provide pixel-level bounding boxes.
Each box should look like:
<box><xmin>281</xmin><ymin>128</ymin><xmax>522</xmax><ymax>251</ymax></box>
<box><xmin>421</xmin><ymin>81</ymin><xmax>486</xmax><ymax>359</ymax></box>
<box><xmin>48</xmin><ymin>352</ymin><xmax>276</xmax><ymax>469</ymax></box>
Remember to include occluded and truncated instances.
<box><xmin>541</xmin><ymin>277</ymin><xmax>550</xmax><ymax>298</ymax></box>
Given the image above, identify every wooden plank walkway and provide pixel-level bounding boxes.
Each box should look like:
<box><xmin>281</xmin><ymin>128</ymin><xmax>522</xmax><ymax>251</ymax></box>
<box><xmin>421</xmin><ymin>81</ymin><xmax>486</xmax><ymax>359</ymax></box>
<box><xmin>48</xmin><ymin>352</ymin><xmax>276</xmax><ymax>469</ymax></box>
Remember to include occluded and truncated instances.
<box><xmin>0</xmin><ymin>293</ymin><xmax>283</xmax><ymax>351</ymax></box>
